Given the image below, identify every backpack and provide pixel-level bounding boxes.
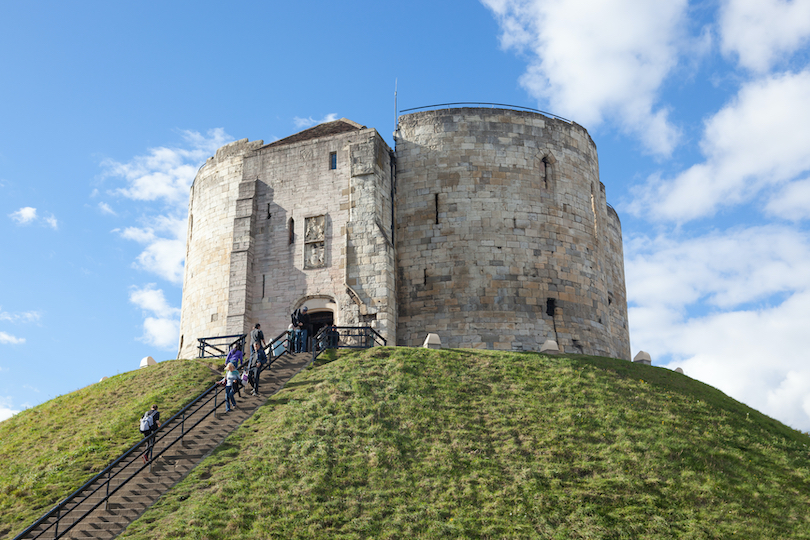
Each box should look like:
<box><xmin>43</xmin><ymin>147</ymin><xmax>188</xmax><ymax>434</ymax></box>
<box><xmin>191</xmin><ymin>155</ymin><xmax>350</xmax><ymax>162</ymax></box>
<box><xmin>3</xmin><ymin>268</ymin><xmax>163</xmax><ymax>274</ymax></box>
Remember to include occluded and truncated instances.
<box><xmin>139</xmin><ymin>411</ymin><xmax>155</xmax><ymax>433</ymax></box>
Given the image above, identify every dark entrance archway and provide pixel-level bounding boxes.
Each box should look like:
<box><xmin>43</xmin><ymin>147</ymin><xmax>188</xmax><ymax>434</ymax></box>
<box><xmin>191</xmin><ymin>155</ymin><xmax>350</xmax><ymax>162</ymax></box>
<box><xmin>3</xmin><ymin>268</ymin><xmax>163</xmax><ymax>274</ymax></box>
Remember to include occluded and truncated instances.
<box><xmin>308</xmin><ymin>310</ymin><xmax>334</xmax><ymax>339</ymax></box>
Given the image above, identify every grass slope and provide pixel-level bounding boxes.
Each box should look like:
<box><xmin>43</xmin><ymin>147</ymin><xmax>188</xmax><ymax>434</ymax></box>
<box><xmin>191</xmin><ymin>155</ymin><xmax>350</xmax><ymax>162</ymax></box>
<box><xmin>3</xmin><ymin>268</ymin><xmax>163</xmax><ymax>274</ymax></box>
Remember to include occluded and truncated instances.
<box><xmin>0</xmin><ymin>359</ymin><xmax>218</xmax><ymax>538</ymax></box>
<box><xmin>117</xmin><ymin>348</ymin><xmax>810</xmax><ymax>540</ymax></box>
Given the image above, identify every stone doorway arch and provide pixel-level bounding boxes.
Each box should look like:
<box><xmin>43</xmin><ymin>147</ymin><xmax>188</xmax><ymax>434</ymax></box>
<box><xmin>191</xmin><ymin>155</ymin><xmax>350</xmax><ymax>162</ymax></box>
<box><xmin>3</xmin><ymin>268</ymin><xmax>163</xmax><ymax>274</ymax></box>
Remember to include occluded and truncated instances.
<box><xmin>293</xmin><ymin>295</ymin><xmax>337</xmax><ymax>343</ymax></box>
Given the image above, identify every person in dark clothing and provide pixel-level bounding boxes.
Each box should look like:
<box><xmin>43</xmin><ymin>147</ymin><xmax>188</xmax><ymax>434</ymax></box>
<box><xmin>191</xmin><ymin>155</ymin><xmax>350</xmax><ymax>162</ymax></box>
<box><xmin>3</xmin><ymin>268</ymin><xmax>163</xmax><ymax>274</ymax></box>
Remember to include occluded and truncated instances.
<box><xmin>292</xmin><ymin>306</ymin><xmax>311</xmax><ymax>352</ymax></box>
<box><xmin>250</xmin><ymin>323</ymin><xmax>266</xmax><ymax>352</ymax></box>
<box><xmin>139</xmin><ymin>404</ymin><xmax>161</xmax><ymax>463</ymax></box>
<box><xmin>226</xmin><ymin>345</ymin><xmax>244</xmax><ymax>369</ymax></box>
<box><xmin>327</xmin><ymin>324</ymin><xmax>340</xmax><ymax>348</ymax></box>
<box><xmin>249</xmin><ymin>341</ymin><xmax>267</xmax><ymax>396</ymax></box>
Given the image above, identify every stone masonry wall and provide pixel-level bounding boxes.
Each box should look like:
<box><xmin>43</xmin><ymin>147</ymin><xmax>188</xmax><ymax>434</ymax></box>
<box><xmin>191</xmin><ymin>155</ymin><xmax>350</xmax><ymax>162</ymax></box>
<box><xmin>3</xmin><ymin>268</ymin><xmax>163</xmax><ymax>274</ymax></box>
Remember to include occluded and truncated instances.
<box><xmin>243</xmin><ymin>128</ymin><xmax>396</xmax><ymax>343</ymax></box>
<box><xmin>178</xmin><ymin>138</ymin><xmax>263</xmax><ymax>359</ymax></box>
<box><xmin>394</xmin><ymin>108</ymin><xmax>630</xmax><ymax>358</ymax></box>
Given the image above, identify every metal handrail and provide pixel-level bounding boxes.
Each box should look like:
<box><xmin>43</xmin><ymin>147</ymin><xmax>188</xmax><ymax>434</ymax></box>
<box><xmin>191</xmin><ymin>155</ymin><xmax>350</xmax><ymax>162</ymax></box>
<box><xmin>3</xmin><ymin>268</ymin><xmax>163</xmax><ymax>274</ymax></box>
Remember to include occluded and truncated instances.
<box><xmin>14</xmin><ymin>379</ymin><xmax>225</xmax><ymax>540</ymax></box>
<box><xmin>197</xmin><ymin>334</ymin><xmax>246</xmax><ymax>359</ymax></box>
<box><xmin>264</xmin><ymin>329</ymin><xmax>292</xmax><ymax>360</ymax></box>
<box><xmin>310</xmin><ymin>325</ymin><xmax>387</xmax><ymax>363</ymax></box>
<box><xmin>398</xmin><ymin>102</ymin><xmax>572</xmax><ymax>124</ymax></box>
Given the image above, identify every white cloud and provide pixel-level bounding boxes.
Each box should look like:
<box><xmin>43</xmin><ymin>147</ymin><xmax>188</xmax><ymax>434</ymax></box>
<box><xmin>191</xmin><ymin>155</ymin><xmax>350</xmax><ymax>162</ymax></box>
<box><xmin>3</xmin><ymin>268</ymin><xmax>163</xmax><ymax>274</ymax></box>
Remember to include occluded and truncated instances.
<box><xmin>626</xmin><ymin>224</ymin><xmax>810</xmax><ymax>431</ymax></box>
<box><xmin>0</xmin><ymin>397</ymin><xmax>20</xmax><ymax>422</ymax></box>
<box><xmin>481</xmin><ymin>0</ymin><xmax>687</xmax><ymax>155</ymax></box>
<box><xmin>8</xmin><ymin>207</ymin><xmax>58</xmax><ymax>229</ymax></box>
<box><xmin>720</xmin><ymin>0</ymin><xmax>810</xmax><ymax>72</ymax></box>
<box><xmin>103</xmin><ymin>128</ymin><xmax>230</xmax><ymax>205</ymax></box>
<box><xmin>104</xmin><ymin>129</ymin><xmax>230</xmax><ymax>284</ymax></box>
<box><xmin>293</xmin><ymin>113</ymin><xmax>338</xmax><ymax>129</ymax></box>
<box><xmin>141</xmin><ymin>316</ymin><xmax>181</xmax><ymax>349</ymax></box>
<box><xmin>130</xmin><ymin>284</ymin><xmax>181</xmax><ymax>350</ymax></box>
<box><xmin>0</xmin><ymin>308</ymin><xmax>41</xmax><ymax>323</ymax></box>
<box><xmin>9</xmin><ymin>207</ymin><xmax>37</xmax><ymax>225</ymax></box>
<box><xmin>98</xmin><ymin>202</ymin><xmax>116</xmax><ymax>215</ymax></box>
<box><xmin>0</xmin><ymin>331</ymin><xmax>25</xmax><ymax>345</ymax></box>
<box><xmin>631</xmin><ymin>69</ymin><xmax>810</xmax><ymax>222</ymax></box>
<box><xmin>119</xmin><ymin>215</ymin><xmax>187</xmax><ymax>283</ymax></box>
<box><xmin>765</xmin><ymin>177</ymin><xmax>810</xmax><ymax>220</ymax></box>
<box><xmin>130</xmin><ymin>283</ymin><xmax>181</xmax><ymax>315</ymax></box>
<box><xmin>626</xmin><ymin>225</ymin><xmax>810</xmax><ymax>310</ymax></box>
<box><xmin>44</xmin><ymin>214</ymin><xmax>58</xmax><ymax>230</ymax></box>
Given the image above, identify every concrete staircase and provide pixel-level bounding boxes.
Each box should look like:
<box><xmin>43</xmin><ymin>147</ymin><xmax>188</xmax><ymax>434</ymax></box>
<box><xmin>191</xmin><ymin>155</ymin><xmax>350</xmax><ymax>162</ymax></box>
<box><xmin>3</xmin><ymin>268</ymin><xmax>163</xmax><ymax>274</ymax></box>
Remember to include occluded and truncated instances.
<box><xmin>18</xmin><ymin>353</ymin><xmax>312</xmax><ymax>540</ymax></box>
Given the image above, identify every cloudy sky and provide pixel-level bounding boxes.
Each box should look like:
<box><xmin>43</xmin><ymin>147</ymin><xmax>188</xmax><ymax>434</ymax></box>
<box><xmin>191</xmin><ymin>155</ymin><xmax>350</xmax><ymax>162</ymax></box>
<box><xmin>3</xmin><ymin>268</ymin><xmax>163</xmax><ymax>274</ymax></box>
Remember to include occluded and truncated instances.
<box><xmin>2</xmin><ymin>0</ymin><xmax>809</xmax><ymax>432</ymax></box>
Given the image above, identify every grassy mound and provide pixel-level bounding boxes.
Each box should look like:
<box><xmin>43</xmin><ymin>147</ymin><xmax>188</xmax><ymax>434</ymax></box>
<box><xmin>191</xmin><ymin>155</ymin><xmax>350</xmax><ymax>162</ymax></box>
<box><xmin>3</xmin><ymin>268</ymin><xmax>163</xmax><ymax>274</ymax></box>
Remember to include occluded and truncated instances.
<box><xmin>117</xmin><ymin>348</ymin><xmax>810</xmax><ymax>539</ymax></box>
<box><xmin>0</xmin><ymin>359</ymin><xmax>218</xmax><ymax>538</ymax></box>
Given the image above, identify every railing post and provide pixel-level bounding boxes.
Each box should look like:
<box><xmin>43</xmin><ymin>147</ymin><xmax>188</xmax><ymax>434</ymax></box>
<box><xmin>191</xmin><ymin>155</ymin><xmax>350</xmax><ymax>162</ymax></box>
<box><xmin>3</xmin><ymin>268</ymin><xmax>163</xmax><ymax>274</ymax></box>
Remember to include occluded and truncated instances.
<box><xmin>105</xmin><ymin>467</ymin><xmax>111</xmax><ymax>511</ymax></box>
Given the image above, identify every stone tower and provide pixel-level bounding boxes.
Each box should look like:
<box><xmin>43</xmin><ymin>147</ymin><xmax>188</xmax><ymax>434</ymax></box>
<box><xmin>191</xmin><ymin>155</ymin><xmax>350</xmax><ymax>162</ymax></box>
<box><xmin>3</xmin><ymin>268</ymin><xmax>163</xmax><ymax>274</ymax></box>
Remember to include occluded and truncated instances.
<box><xmin>178</xmin><ymin>107</ymin><xmax>630</xmax><ymax>360</ymax></box>
<box><xmin>394</xmin><ymin>108</ymin><xmax>629</xmax><ymax>359</ymax></box>
<box><xmin>178</xmin><ymin>119</ymin><xmax>396</xmax><ymax>359</ymax></box>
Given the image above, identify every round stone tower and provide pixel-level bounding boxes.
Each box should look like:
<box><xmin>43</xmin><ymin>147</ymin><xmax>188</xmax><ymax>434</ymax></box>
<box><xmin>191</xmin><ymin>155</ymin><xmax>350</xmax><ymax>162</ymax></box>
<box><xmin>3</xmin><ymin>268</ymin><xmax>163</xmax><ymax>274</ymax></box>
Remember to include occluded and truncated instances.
<box><xmin>394</xmin><ymin>107</ymin><xmax>630</xmax><ymax>359</ymax></box>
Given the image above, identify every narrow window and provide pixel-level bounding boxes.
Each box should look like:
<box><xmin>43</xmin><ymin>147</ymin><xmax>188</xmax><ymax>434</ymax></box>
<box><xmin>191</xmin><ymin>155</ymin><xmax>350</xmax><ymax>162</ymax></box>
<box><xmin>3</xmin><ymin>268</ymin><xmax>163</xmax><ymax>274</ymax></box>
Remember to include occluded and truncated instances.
<box><xmin>262</xmin><ymin>275</ymin><xmax>266</xmax><ymax>298</ymax></box>
<box><xmin>435</xmin><ymin>193</ymin><xmax>439</xmax><ymax>224</ymax></box>
<box><xmin>267</xmin><ymin>204</ymin><xmax>271</xmax><ymax>219</ymax></box>
<box><xmin>541</xmin><ymin>158</ymin><xmax>551</xmax><ymax>189</ymax></box>
<box><xmin>546</xmin><ymin>298</ymin><xmax>556</xmax><ymax>317</ymax></box>
<box><xmin>288</xmin><ymin>217</ymin><xmax>295</xmax><ymax>245</ymax></box>
<box><xmin>329</xmin><ymin>152</ymin><xmax>337</xmax><ymax>170</ymax></box>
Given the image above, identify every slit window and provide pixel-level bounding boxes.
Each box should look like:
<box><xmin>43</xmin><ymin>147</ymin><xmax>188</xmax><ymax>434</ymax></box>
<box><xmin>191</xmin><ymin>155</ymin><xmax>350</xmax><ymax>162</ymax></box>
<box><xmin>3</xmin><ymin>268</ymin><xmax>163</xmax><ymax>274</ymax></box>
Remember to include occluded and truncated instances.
<box><xmin>288</xmin><ymin>217</ymin><xmax>295</xmax><ymax>245</ymax></box>
<box><xmin>329</xmin><ymin>152</ymin><xmax>337</xmax><ymax>170</ymax></box>
<box><xmin>541</xmin><ymin>157</ymin><xmax>551</xmax><ymax>189</ymax></box>
<box><xmin>546</xmin><ymin>298</ymin><xmax>556</xmax><ymax>317</ymax></box>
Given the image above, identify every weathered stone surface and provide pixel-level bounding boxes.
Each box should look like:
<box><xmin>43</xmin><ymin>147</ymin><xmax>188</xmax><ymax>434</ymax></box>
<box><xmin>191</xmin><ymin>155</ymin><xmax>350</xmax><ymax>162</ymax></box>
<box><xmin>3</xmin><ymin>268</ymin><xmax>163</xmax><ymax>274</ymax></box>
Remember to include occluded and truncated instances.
<box><xmin>395</xmin><ymin>108</ymin><xmax>630</xmax><ymax>359</ymax></box>
<box><xmin>633</xmin><ymin>351</ymin><xmax>652</xmax><ymax>365</ymax></box>
<box><xmin>178</xmin><ymin>109</ymin><xmax>630</xmax><ymax>361</ymax></box>
<box><xmin>422</xmin><ymin>333</ymin><xmax>442</xmax><ymax>349</ymax></box>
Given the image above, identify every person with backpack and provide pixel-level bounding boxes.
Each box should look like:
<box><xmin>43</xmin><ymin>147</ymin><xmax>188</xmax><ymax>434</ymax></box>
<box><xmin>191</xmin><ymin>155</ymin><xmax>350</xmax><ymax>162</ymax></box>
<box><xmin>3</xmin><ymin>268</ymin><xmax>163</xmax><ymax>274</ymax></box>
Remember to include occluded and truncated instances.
<box><xmin>139</xmin><ymin>404</ymin><xmax>161</xmax><ymax>463</ymax></box>
<box><xmin>250</xmin><ymin>323</ymin><xmax>266</xmax><ymax>352</ymax></box>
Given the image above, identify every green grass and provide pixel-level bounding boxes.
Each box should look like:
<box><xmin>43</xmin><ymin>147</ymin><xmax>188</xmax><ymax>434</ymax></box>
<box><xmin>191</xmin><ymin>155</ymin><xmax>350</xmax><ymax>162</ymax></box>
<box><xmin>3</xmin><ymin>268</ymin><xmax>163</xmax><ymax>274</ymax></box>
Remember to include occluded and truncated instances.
<box><xmin>0</xmin><ymin>359</ymin><xmax>218</xmax><ymax>538</ymax></box>
<box><xmin>115</xmin><ymin>348</ymin><xmax>810</xmax><ymax>539</ymax></box>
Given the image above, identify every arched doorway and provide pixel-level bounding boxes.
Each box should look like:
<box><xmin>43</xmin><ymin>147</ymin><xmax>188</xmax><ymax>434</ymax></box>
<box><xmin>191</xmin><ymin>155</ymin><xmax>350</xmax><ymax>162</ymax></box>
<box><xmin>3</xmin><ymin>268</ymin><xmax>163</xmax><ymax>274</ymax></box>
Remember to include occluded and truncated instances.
<box><xmin>308</xmin><ymin>310</ymin><xmax>334</xmax><ymax>338</ymax></box>
<box><xmin>293</xmin><ymin>296</ymin><xmax>336</xmax><ymax>348</ymax></box>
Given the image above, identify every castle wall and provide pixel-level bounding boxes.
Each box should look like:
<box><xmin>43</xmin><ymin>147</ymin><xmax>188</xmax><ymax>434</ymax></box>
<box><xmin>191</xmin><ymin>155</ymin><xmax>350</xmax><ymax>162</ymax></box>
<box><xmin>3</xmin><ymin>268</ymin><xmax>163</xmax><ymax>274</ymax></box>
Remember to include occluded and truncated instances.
<box><xmin>237</xmin><ymin>127</ymin><xmax>396</xmax><ymax>344</ymax></box>
<box><xmin>179</xmin><ymin>109</ymin><xmax>630</xmax><ymax>360</ymax></box>
<box><xmin>178</xmin><ymin>138</ymin><xmax>264</xmax><ymax>359</ymax></box>
<box><xmin>394</xmin><ymin>108</ymin><xmax>630</xmax><ymax>358</ymax></box>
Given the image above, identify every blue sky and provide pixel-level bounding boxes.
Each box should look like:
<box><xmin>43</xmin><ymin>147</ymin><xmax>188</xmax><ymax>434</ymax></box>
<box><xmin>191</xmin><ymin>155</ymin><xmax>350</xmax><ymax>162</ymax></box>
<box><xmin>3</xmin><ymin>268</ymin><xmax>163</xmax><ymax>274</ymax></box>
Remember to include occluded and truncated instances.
<box><xmin>2</xmin><ymin>0</ymin><xmax>810</xmax><ymax>432</ymax></box>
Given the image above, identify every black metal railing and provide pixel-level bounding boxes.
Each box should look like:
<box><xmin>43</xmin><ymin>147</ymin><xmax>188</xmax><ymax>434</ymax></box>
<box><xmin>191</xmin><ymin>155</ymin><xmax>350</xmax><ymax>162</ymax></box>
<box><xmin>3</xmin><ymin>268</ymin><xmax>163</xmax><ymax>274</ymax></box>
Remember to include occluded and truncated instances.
<box><xmin>14</xmin><ymin>380</ymin><xmax>227</xmax><ymax>540</ymax></box>
<box><xmin>197</xmin><ymin>333</ymin><xmax>246</xmax><ymax>359</ymax></box>
<box><xmin>265</xmin><ymin>328</ymin><xmax>292</xmax><ymax>360</ymax></box>
<box><xmin>311</xmin><ymin>325</ymin><xmax>386</xmax><ymax>362</ymax></box>
<box><xmin>398</xmin><ymin>102</ymin><xmax>572</xmax><ymax>124</ymax></box>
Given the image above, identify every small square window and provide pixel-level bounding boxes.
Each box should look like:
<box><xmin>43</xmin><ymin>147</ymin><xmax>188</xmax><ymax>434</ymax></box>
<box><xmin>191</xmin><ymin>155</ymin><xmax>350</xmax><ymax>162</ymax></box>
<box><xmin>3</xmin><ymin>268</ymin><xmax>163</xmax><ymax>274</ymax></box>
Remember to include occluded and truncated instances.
<box><xmin>329</xmin><ymin>152</ymin><xmax>337</xmax><ymax>170</ymax></box>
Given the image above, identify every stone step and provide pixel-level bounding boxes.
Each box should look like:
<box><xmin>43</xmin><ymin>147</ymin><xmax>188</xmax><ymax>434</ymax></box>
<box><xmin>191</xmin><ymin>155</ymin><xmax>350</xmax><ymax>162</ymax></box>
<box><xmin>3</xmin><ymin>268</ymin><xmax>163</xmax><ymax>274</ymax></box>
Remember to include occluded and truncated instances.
<box><xmin>14</xmin><ymin>352</ymin><xmax>311</xmax><ymax>540</ymax></box>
